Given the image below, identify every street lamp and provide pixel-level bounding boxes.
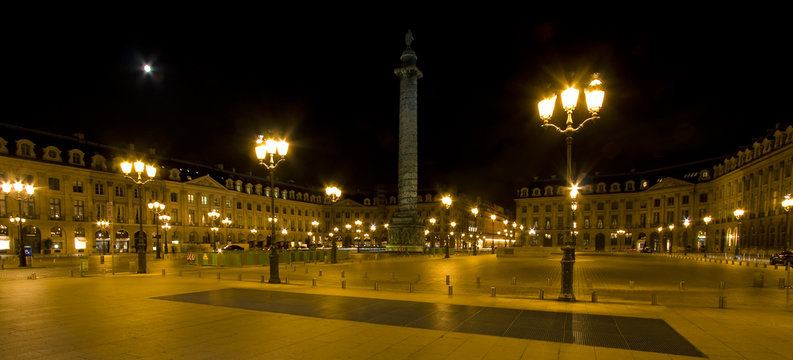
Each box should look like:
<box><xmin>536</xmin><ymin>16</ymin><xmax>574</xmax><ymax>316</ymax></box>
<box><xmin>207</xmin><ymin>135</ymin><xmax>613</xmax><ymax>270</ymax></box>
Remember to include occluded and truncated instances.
<box><xmin>221</xmin><ymin>217</ymin><xmax>232</xmax><ymax>246</ymax></box>
<box><xmin>255</xmin><ymin>134</ymin><xmax>289</xmax><ymax>284</ymax></box>
<box><xmin>428</xmin><ymin>217</ymin><xmax>437</xmax><ymax>254</ymax></box>
<box><xmin>538</xmin><ymin>73</ymin><xmax>604</xmax><ymax>302</ymax></box>
<box><xmin>442</xmin><ymin>195</ymin><xmax>453</xmax><ymax>258</ymax></box>
<box><xmin>657</xmin><ymin>226</ymin><xmax>664</xmax><ymax>253</ymax></box>
<box><xmin>703</xmin><ymin>215</ymin><xmax>712</xmax><ymax>256</ymax></box>
<box><xmin>207</xmin><ymin>209</ymin><xmax>220</xmax><ymax>250</ymax></box>
<box><xmin>158</xmin><ymin>215</ymin><xmax>171</xmax><ymax>254</ymax></box>
<box><xmin>2</xmin><ymin>181</ymin><xmax>35</xmax><ymax>267</ymax></box>
<box><xmin>781</xmin><ymin>195</ymin><xmax>793</xmax><ymax>250</ymax></box>
<box><xmin>354</xmin><ymin>219</ymin><xmax>363</xmax><ymax>251</ymax></box>
<box><xmin>683</xmin><ymin>218</ymin><xmax>691</xmax><ymax>255</ymax></box>
<box><xmin>668</xmin><ymin>224</ymin><xmax>675</xmax><ymax>253</ymax></box>
<box><xmin>734</xmin><ymin>208</ymin><xmax>745</xmax><ymax>260</ymax></box>
<box><xmin>325</xmin><ymin>186</ymin><xmax>341</xmax><ymax>263</ymax></box>
<box><xmin>120</xmin><ymin>160</ymin><xmax>157</xmax><ymax>274</ymax></box>
<box><xmin>471</xmin><ymin>207</ymin><xmax>479</xmax><ymax>255</ymax></box>
<box><xmin>311</xmin><ymin>220</ymin><xmax>319</xmax><ymax>249</ymax></box>
<box><xmin>147</xmin><ymin>201</ymin><xmax>166</xmax><ymax>259</ymax></box>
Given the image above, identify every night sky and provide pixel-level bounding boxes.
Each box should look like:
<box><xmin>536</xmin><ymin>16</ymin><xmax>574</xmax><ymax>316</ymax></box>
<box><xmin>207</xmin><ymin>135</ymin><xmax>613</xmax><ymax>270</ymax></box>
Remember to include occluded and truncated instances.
<box><xmin>4</xmin><ymin>13</ymin><xmax>785</xmax><ymax>210</ymax></box>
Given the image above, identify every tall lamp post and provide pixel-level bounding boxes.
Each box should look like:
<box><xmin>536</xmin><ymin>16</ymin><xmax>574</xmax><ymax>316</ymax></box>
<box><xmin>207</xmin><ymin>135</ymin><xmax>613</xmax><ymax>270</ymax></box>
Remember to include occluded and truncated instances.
<box><xmin>159</xmin><ymin>215</ymin><xmax>171</xmax><ymax>254</ymax></box>
<box><xmin>324</xmin><ymin>186</ymin><xmax>341</xmax><ymax>263</ymax></box>
<box><xmin>781</xmin><ymin>195</ymin><xmax>792</xmax><ymax>250</ymax></box>
<box><xmin>471</xmin><ymin>207</ymin><xmax>479</xmax><ymax>255</ymax></box>
<box><xmin>734</xmin><ymin>209</ymin><xmax>745</xmax><ymax>260</ymax></box>
<box><xmin>120</xmin><ymin>160</ymin><xmax>157</xmax><ymax>274</ymax></box>
<box><xmin>703</xmin><ymin>215</ymin><xmax>712</xmax><ymax>255</ymax></box>
<box><xmin>537</xmin><ymin>73</ymin><xmax>604</xmax><ymax>301</ymax></box>
<box><xmin>442</xmin><ymin>195</ymin><xmax>453</xmax><ymax>258</ymax></box>
<box><xmin>2</xmin><ymin>181</ymin><xmax>35</xmax><ymax>267</ymax></box>
<box><xmin>208</xmin><ymin>209</ymin><xmax>220</xmax><ymax>250</ymax></box>
<box><xmin>147</xmin><ymin>201</ymin><xmax>165</xmax><ymax>259</ymax></box>
<box><xmin>255</xmin><ymin>134</ymin><xmax>289</xmax><ymax>284</ymax></box>
<box><xmin>668</xmin><ymin>224</ymin><xmax>675</xmax><ymax>253</ymax></box>
<box><xmin>311</xmin><ymin>220</ymin><xmax>319</xmax><ymax>249</ymax></box>
<box><xmin>683</xmin><ymin>218</ymin><xmax>691</xmax><ymax>255</ymax></box>
<box><xmin>97</xmin><ymin>220</ymin><xmax>112</xmax><ymax>272</ymax></box>
<box><xmin>428</xmin><ymin>217</ymin><xmax>437</xmax><ymax>254</ymax></box>
<box><xmin>221</xmin><ymin>217</ymin><xmax>232</xmax><ymax>246</ymax></box>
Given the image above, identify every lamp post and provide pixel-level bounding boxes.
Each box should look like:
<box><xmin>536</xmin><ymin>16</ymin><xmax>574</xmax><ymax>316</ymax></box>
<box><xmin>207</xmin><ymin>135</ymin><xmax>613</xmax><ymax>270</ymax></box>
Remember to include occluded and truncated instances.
<box><xmin>96</xmin><ymin>220</ymin><xmax>112</xmax><ymax>272</ymax></box>
<box><xmin>354</xmin><ymin>219</ymin><xmax>362</xmax><ymax>252</ymax></box>
<box><xmin>2</xmin><ymin>181</ymin><xmax>35</xmax><ymax>267</ymax></box>
<box><xmin>657</xmin><ymin>226</ymin><xmax>664</xmax><ymax>253</ymax></box>
<box><xmin>311</xmin><ymin>220</ymin><xmax>319</xmax><ymax>249</ymax></box>
<box><xmin>442</xmin><ymin>195</ymin><xmax>453</xmax><ymax>258</ymax></box>
<box><xmin>537</xmin><ymin>74</ymin><xmax>603</xmax><ymax>301</ymax></box>
<box><xmin>529</xmin><ymin>227</ymin><xmax>536</xmax><ymax>246</ymax></box>
<box><xmin>490</xmin><ymin>214</ymin><xmax>496</xmax><ymax>251</ymax></box>
<box><xmin>120</xmin><ymin>160</ymin><xmax>157</xmax><ymax>274</ymax></box>
<box><xmin>617</xmin><ymin>229</ymin><xmax>626</xmax><ymax>250</ymax></box>
<box><xmin>221</xmin><ymin>217</ymin><xmax>232</xmax><ymax>247</ymax></box>
<box><xmin>683</xmin><ymin>218</ymin><xmax>691</xmax><ymax>255</ymax></box>
<box><xmin>668</xmin><ymin>224</ymin><xmax>675</xmax><ymax>253</ymax></box>
<box><xmin>324</xmin><ymin>186</ymin><xmax>341</xmax><ymax>263</ymax></box>
<box><xmin>428</xmin><ymin>217</ymin><xmax>436</xmax><ymax>254</ymax></box>
<box><xmin>734</xmin><ymin>208</ymin><xmax>745</xmax><ymax>260</ymax></box>
<box><xmin>147</xmin><ymin>201</ymin><xmax>165</xmax><ymax>259</ymax></box>
<box><xmin>703</xmin><ymin>215</ymin><xmax>712</xmax><ymax>256</ymax></box>
<box><xmin>449</xmin><ymin>220</ymin><xmax>456</xmax><ymax>257</ymax></box>
<box><xmin>255</xmin><ymin>134</ymin><xmax>289</xmax><ymax>284</ymax></box>
<box><xmin>208</xmin><ymin>209</ymin><xmax>220</xmax><ymax>250</ymax></box>
<box><xmin>159</xmin><ymin>215</ymin><xmax>171</xmax><ymax>254</ymax></box>
<box><xmin>781</xmin><ymin>195</ymin><xmax>792</xmax><ymax>250</ymax></box>
<box><xmin>471</xmin><ymin>207</ymin><xmax>479</xmax><ymax>255</ymax></box>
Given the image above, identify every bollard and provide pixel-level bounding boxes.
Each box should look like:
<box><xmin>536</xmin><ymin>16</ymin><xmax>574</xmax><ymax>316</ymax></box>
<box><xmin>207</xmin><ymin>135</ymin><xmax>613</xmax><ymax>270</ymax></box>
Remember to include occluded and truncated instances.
<box><xmin>341</xmin><ymin>270</ymin><xmax>345</xmax><ymax>278</ymax></box>
<box><xmin>629</xmin><ymin>280</ymin><xmax>635</xmax><ymax>289</ymax></box>
<box><xmin>592</xmin><ymin>291</ymin><xmax>598</xmax><ymax>303</ymax></box>
<box><xmin>732</xmin><ymin>260</ymin><xmax>735</xmax><ymax>265</ymax></box>
<box><xmin>679</xmin><ymin>281</ymin><xmax>686</xmax><ymax>291</ymax></box>
<box><xmin>547</xmin><ymin>278</ymin><xmax>552</xmax><ymax>286</ymax></box>
<box><xmin>374</xmin><ymin>281</ymin><xmax>378</xmax><ymax>291</ymax></box>
<box><xmin>775</xmin><ymin>265</ymin><xmax>778</xmax><ymax>270</ymax></box>
<box><xmin>476</xmin><ymin>276</ymin><xmax>481</xmax><ymax>288</ymax></box>
<box><xmin>448</xmin><ymin>285</ymin><xmax>453</xmax><ymax>296</ymax></box>
<box><xmin>100</xmin><ymin>255</ymin><xmax>104</xmax><ymax>264</ymax></box>
<box><xmin>319</xmin><ymin>269</ymin><xmax>322</xmax><ymax>277</ymax></box>
<box><xmin>293</xmin><ymin>266</ymin><xmax>296</xmax><ymax>271</ymax></box>
<box><xmin>511</xmin><ymin>276</ymin><xmax>516</xmax><ymax>285</ymax></box>
<box><xmin>718</xmin><ymin>295</ymin><xmax>726</xmax><ymax>309</ymax></box>
<box><xmin>30</xmin><ymin>273</ymin><xmax>37</xmax><ymax>280</ymax></box>
<box><xmin>780</xmin><ymin>278</ymin><xmax>786</xmax><ymax>289</ymax></box>
<box><xmin>161</xmin><ymin>269</ymin><xmax>165</xmax><ymax>276</ymax></box>
<box><xmin>446</xmin><ymin>275</ymin><xmax>450</xmax><ymax>285</ymax></box>
<box><xmin>285</xmin><ymin>276</ymin><xmax>289</xmax><ymax>284</ymax></box>
<box><xmin>651</xmin><ymin>293</ymin><xmax>658</xmax><ymax>305</ymax></box>
<box><xmin>261</xmin><ymin>275</ymin><xmax>265</xmax><ymax>283</ymax></box>
<box><xmin>763</xmin><ymin>264</ymin><xmax>767</xmax><ymax>268</ymax></box>
<box><xmin>217</xmin><ymin>272</ymin><xmax>221</xmax><ymax>280</ymax></box>
<box><xmin>238</xmin><ymin>274</ymin><xmax>242</xmax><ymax>281</ymax></box>
<box><xmin>70</xmin><ymin>269</ymin><xmax>74</xmax><ymax>277</ymax></box>
<box><xmin>409</xmin><ymin>282</ymin><xmax>414</xmax><ymax>293</ymax></box>
<box><xmin>198</xmin><ymin>271</ymin><xmax>202</xmax><ymax>278</ymax></box>
<box><xmin>539</xmin><ymin>289</ymin><xmax>544</xmax><ymax>300</ymax></box>
<box><xmin>312</xmin><ymin>278</ymin><xmax>316</xmax><ymax>287</ymax></box>
<box><xmin>720</xmin><ymin>281</ymin><xmax>726</xmax><ymax>289</ymax></box>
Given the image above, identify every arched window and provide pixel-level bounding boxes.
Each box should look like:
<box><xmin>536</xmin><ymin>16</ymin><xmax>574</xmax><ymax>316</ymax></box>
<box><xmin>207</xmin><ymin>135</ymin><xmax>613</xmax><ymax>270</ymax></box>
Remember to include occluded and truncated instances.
<box><xmin>532</xmin><ymin>188</ymin><xmax>541</xmax><ymax>196</ymax></box>
<box><xmin>245</xmin><ymin>183</ymin><xmax>253</xmax><ymax>194</ymax></box>
<box><xmin>235</xmin><ymin>180</ymin><xmax>242</xmax><ymax>192</ymax></box>
<box><xmin>425</xmin><ymin>194</ymin><xmax>432</xmax><ymax>202</ymax></box>
<box><xmin>364</xmin><ymin>198</ymin><xmax>371</xmax><ymax>206</ymax></box>
<box><xmin>596</xmin><ymin>183</ymin><xmax>606</xmax><ymax>193</ymax></box>
<box><xmin>520</xmin><ymin>188</ymin><xmax>529</xmax><ymax>197</ymax></box>
<box><xmin>610</xmin><ymin>183</ymin><xmax>621</xmax><ymax>192</ymax></box>
<box><xmin>625</xmin><ymin>181</ymin><xmax>635</xmax><ymax>191</ymax></box>
<box><xmin>544</xmin><ymin>186</ymin><xmax>553</xmax><ymax>196</ymax></box>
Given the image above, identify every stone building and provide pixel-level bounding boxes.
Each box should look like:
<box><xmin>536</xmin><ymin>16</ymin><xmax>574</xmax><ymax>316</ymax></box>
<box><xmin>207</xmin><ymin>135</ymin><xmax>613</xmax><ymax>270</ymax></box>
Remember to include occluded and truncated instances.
<box><xmin>514</xmin><ymin>125</ymin><xmax>793</xmax><ymax>257</ymax></box>
<box><xmin>0</xmin><ymin>124</ymin><xmax>509</xmax><ymax>255</ymax></box>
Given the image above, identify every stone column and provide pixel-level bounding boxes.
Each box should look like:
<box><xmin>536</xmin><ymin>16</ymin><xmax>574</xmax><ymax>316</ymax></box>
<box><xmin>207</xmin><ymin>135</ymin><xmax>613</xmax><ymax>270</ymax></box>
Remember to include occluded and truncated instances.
<box><xmin>387</xmin><ymin>30</ymin><xmax>424</xmax><ymax>253</ymax></box>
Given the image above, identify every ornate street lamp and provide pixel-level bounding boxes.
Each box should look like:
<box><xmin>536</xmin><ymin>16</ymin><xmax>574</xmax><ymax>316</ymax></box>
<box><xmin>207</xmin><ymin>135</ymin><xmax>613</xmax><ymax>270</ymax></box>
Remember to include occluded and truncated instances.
<box><xmin>703</xmin><ymin>215</ymin><xmax>712</xmax><ymax>255</ymax></box>
<box><xmin>683</xmin><ymin>218</ymin><xmax>691</xmax><ymax>254</ymax></box>
<box><xmin>538</xmin><ymin>73</ymin><xmax>604</xmax><ymax>302</ymax></box>
<box><xmin>159</xmin><ymin>215</ymin><xmax>171</xmax><ymax>254</ymax></box>
<box><xmin>120</xmin><ymin>160</ymin><xmax>157</xmax><ymax>274</ymax></box>
<box><xmin>668</xmin><ymin>224</ymin><xmax>675</xmax><ymax>253</ymax></box>
<box><xmin>221</xmin><ymin>217</ymin><xmax>233</xmax><ymax>246</ymax></box>
<box><xmin>428</xmin><ymin>217</ymin><xmax>437</xmax><ymax>254</ymax></box>
<box><xmin>207</xmin><ymin>209</ymin><xmax>220</xmax><ymax>250</ymax></box>
<box><xmin>311</xmin><ymin>220</ymin><xmax>319</xmax><ymax>249</ymax></box>
<box><xmin>2</xmin><ymin>181</ymin><xmax>35</xmax><ymax>267</ymax></box>
<box><xmin>325</xmin><ymin>186</ymin><xmax>341</xmax><ymax>263</ymax></box>
<box><xmin>255</xmin><ymin>134</ymin><xmax>288</xmax><ymax>284</ymax></box>
<box><xmin>147</xmin><ymin>201</ymin><xmax>166</xmax><ymax>259</ymax></box>
<box><xmin>471</xmin><ymin>207</ymin><xmax>479</xmax><ymax>255</ymax></box>
<box><xmin>782</xmin><ymin>195</ymin><xmax>793</xmax><ymax>250</ymax></box>
<box><xmin>734</xmin><ymin>208</ymin><xmax>745</xmax><ymax>260</ymax></box>
<box><xmin>442</xmin><ymin>195</ymin><xmax>453</xmax><ymax>258</ymax></box>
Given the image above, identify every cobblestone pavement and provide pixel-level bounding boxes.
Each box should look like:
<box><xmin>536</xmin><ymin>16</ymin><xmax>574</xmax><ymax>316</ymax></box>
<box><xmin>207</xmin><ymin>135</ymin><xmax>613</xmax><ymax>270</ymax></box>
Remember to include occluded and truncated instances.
<box><xmin>1</xmin><ymin>252</ymin><xmax>791</xmax><ymax>359</ymax></box>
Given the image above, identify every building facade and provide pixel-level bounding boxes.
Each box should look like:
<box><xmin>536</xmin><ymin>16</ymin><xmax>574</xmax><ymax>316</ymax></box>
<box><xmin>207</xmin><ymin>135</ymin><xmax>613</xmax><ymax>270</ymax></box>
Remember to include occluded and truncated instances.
<box><xmin>0</xmin><ymin>125</ymin><xmax>510</xmax><ymax>255</ymax></box>
<box><xmin>515</xmin><ymin>125</ymin><xmax>793</xmax><ymax>256</ymax></box>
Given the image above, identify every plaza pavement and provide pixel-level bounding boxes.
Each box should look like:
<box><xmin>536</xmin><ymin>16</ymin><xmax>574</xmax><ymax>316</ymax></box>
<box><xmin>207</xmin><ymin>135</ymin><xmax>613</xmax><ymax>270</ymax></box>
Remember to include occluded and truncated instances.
<box><xmin>1</xmin><ymin>252</ymin><xmax>791</xmax><ymax>359</ymax></box>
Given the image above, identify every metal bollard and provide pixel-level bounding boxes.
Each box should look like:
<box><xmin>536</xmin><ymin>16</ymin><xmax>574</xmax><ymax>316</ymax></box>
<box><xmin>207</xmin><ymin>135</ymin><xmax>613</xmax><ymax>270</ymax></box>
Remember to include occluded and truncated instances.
<box><xmin>319</xmin><ymin>269</ymin><xmax>322</xmax><ymax>277</ymax></box>
<box><xmin>491</xmin><ymin>287</ymin><xmax>496</xmax><ymax>297</ymax></box>
<box><xmin>162</xmin><ymin>269</ymin><xmax>166</xmax><ymax>276</ymax></box>
<box><xmin>780</xmin><ymin>278</ymin><xmax>786</xmax><ymax>289</ymax></box>
<box><xmin>285</xmin><ymin>276</ymin><xmax>288</xmax><ymax>284</ymax></box>
<box><xmin>718</xmin><ymin>295</ymin><xmax>726</xmax><ymax>309</ymax></box>
<box><xmin>261</xmin><ymin>275</ymin><xmax>265</xmax><ymax>283</ymax></box>
<box><xmin>476</xmin><ymin>276</ymin><xmax>481</xmax><ymax>288</ymax></box>
<box><xmin>100</xmin><ymin>255</ymin><xmax>104</xmax><ymax>264</ymax></box>
<box><xmin>341</xmin><ymin>280</ymin><xmax>346</xmax><ymax>289</ymax></box>
<box><xmin>238</xmin><ymin>274</ymin><xmax>242</xmax><ymax>281</ymax></box>
<box><xmin>374</xmin><ymin>281</ymin><xmax>378</xmax><ymax>291</ymax></box>
<box><xmin>592</xmin><ymin>291</ymin><xmax>598</xmax><ymax>303</ymax></box>
<box><xmin>417</xmin><ymin>273</ymin><xmax>421</xmax><ymax>281</ymax></box>
<box><xmin>679</xmin><ymin>281</ymin><xmax>686</xmax><ymax>291</ymax></box>
<box><xmin>293</xmin><ymin>266</ymin><xmax>296</xmax><ymax>271</ymax></box>
<box><xmin>409</xmin><ymin>282</ymin><xmax>414</xmax><ymax>293</ymax></box>
<box><xmin>720</xmin><ymin>281</ymin><xmax>726</xmax><ymax>289</ymax></box>
<box><xmin>198</xmin><ymin>271</ymin><xmax>202</xmax><ymax>278</ymax></box>
<box><xmin>70</xmin><ymin>269</ymin><xmax>74</xmax><ymax>277</ymax></box>
<box><xmin>539</xmin><ymin>289</ymin><xmax>544</xmax><ymax>300</ymax></box>
<box><xmin>217</xmin><ymin>272</ymin><xmax>221</xmax><ymax>280</ymax></box>
<box><xmin>651</xmin><ymin>293</ymin><xmax>658</xmax><ymax>305</ymax></box>
<box><xmin>775</xmin><ymin>265</ymin><xmax>778</xmax><ymax>270</ymax></box>
<box><xmin>312</xmin><ymin>278</ymin><xmax>316</xmax><ymax>287</ymax></box>
<box><xmin>341</xmin><ymin>270</ymin><xmax>345</xmax><ymax>278</ymax></box>
<box><xmin>511</xmin><ymin>276</ymin><xmax>516</xmax><ymax>285</ymax></box>
<box><xmin>446</xmin><ymin>275</ymin><xmax>450</xmax><ymax>285</ymax></box>
<box><xmin>629</xmin><ymin>280</ymin><xmax>635</xmax><ymax>289</ymax></box>
<box><xmin>448</xmin><ymin>285</ymin><xmax>453</xmax><ymax>296</ymax></box>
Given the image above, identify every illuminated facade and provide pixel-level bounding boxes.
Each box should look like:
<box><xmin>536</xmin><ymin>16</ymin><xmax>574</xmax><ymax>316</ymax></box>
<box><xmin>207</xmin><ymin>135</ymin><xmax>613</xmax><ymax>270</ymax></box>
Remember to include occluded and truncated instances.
<box><xmin>515</xmin><ymin>125</ymin><xmax>793</xmax><ymax>255</ymax></box>
<box><xmin>0</xmin><ymin>125</ymin><xmax>509</xmax><ymax>255</ymax></box>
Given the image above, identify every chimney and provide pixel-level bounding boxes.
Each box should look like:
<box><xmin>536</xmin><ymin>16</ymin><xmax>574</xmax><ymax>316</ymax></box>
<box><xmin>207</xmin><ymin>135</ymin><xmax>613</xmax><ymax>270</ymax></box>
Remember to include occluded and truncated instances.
<box><xmin>73</xmin><ymin>132</ymin><xmax>85</xmax><ymax>141</ymax></box>
<box><xmin>216</xmin><ymin>164</ymin><xmax>224</xmax><ymax>170</ymax></box>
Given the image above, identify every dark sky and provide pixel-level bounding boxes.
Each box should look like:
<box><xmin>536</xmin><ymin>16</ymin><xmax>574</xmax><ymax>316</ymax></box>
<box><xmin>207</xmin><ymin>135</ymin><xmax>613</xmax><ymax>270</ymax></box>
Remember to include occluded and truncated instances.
<box><xmin>4</xmin><ymin>12</ymin><xmax>785</xmax><ymax>210</ymax></box>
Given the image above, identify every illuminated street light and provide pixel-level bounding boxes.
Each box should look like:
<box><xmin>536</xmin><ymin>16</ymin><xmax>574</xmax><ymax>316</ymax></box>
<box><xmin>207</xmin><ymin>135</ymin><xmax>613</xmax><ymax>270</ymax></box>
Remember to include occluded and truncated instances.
<box><xmin>325</xmin><ymin>186</ymin><xmax>341</xmax><ymax>263</ymax></box>
<box><xmin>255</xmin><ymin>134</ymin><xmax>289</xmax><ymax>284</ymax></box>
<box><xmin>733</xmin><ymin>208</ymin><xmax>745</xmax><ymax>260</ymax></box>
<box><xmin>207</xmin><ymin>209</ymin><xmax>221</xmax><ymax>250</ymax></box>
<box><xmin>159</xmin><ymin>214</ymin><xmax>171</xmax><ymax>254</ymax></box>
<box><xmin>120</xmin><ymin>160</ymin><xmax>157</xmax><ymax>274</ymax></box>
<box><xmin>441</xmin><ymin>195</ymin><xmax>453</xmax><ymax>258</ymax></box>
<box><xmin>147</xmin><ymin>201</ymin><xmax>166</xmax><ymax>259</ymax></box>
<box><xmin>782</xmin><ymin>195</ymin><xmax>793</xmax><ymax>250</ymax></box>
<box><xmin>538</xmin><ymin>74</ymin><xmax>603</xmax><ymax>301</ymax></box>
<box><xmin>2</xmin><ymin>181</ymin><xmax>35</xmax><ymax>267</ymax></box>
<box><xmin>471</xmin><ymin>207</ymin><xmax>479</xmax><ymax>254</ymax></box>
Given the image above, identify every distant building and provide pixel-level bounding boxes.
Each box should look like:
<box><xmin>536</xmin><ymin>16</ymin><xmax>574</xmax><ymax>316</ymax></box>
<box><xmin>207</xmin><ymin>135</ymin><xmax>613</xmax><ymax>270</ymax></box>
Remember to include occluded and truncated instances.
<box><xmin>515</xmin><ymin>125</ymin><xmax>793</xmax><ymax>255</ymax></box>
<box><xmin>0</xmin><ymin>123</ymin><xmax>510</xmax><ymax>255</ymax></box>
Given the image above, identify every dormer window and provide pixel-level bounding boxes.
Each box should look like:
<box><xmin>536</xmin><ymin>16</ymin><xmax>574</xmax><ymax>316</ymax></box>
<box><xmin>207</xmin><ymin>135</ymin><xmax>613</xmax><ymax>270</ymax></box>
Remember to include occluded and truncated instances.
<box><xmin>596</xmin><ymin>183</ymin><xmax>606</xmax><ymax>193</ymax></box>
<box><xmin>16</xmin><ymin>139</ymin><xmax>35</xmax><ymax>158</ymax></box>
<box><xmin>610</xmin><ymin>183</ymin><xmax>621</xmax><ymax>192</ymax></box>
<box><xmin>625</xmin><ymin>181</ymin><xmax>635</xmax><ymax>191</ymax></box>
<box><xmin>68</xmin><ymin>150</ymin><xmax>85</xmax><ymax>166</ymax></box>
<box><xmin>43</xmin><ymin>146</ymin><xmax>61</xmax><ymax>162</ymax></box>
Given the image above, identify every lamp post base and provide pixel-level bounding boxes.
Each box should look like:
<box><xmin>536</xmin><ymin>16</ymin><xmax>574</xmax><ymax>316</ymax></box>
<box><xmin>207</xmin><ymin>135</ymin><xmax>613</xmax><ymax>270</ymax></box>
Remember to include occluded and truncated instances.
<box><xmin>558</xmin><ymin>245</ymin><xmax>576</xmax><ymax>301</ymax></box>
<box><xmin>136</xmin><ymin>245</ymin><xmax>147</xmax><ymax>274</ymax></box>
<box><xmin>268</xmin><ymin>251</ymin><xmax>281</xmax><ymax>283</ymax></box>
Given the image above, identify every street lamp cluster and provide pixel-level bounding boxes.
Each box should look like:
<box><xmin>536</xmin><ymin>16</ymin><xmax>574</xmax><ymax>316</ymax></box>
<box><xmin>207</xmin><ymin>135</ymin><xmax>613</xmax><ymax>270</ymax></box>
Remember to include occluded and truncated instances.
<box><xmin>120</xmin><ymin>160</ymin><xmax>157</xmax><ymax>274</ymax></box>
<box><xmin>254</xmin><ymin>134</ymin><xmax>289</xmax><ymax>284</ymax></box>
<box><xmin>2</xmin><ymin>181</ymin><xmax>35</xmax><ymax>267</ymax></box>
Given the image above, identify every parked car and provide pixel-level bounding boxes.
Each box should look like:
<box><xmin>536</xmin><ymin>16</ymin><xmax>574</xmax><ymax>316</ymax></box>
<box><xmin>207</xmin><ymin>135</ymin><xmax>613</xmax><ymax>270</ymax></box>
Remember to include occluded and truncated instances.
<box><xmin>640</xmin><ymin>247</ymin><xmax>653</xmax><ymax>253</ymax></box>
<box><xmin>769</xmin><ymin>250</ymin><xmax>793</xmax><ymax>265</ymax></box>
<box><xmin>220</xmin><ymin>244</ymin><xmax>245</xmax><ymax>252</ymax></box>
